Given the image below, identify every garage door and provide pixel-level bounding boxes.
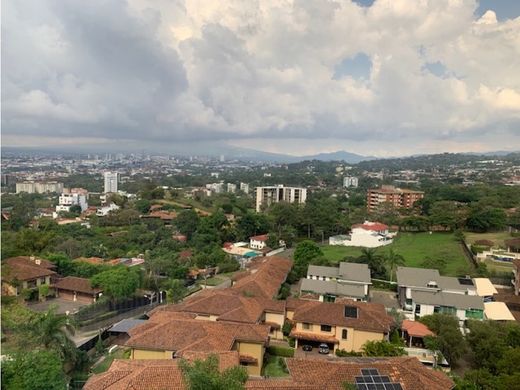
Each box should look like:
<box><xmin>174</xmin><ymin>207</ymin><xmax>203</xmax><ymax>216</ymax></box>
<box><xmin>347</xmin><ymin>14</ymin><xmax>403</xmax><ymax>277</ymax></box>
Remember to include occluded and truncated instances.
<box><xmin>58</xmin><ymin>290</ymin><xmax>75</xmax><ymax>301</ymax></box>
<box><xmin>76</xmin><ymin>293</ymin><xmax>93</xmax><ymax>304</ymax></box>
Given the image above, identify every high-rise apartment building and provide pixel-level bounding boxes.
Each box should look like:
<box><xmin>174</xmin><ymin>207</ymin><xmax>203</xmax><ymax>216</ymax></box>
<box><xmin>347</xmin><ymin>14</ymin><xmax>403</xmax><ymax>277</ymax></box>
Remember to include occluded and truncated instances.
<box><xmin>104</xmin><ymin>172</ymin><xmax>119</xmax><ymax>193</ymax></box>
<box><xmin>367</xmin><ymin>185</ymin><xmax>424</xmax><ymax>212</ymax></box>
<box><xmin>343</xmin><ymin>176</ymin><xmax>359</xmax><ymax>188</ymax></box>
<box><xmin>255</xmin><ymin>185</ymin><xmax>307</xmax><ymax>212</ymax></box>
<box><xmin>16</xmin><ymin>181</ymin><xmax>64</xmax><ymax>194</ymax></box>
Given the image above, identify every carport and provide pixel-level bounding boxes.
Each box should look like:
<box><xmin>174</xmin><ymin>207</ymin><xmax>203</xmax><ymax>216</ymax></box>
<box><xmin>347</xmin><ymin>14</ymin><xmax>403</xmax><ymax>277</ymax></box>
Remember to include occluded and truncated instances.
<box><xmin>290</xmin><ymin>330</ymin><xmax>337</xmax><ymax>353</ymax></box>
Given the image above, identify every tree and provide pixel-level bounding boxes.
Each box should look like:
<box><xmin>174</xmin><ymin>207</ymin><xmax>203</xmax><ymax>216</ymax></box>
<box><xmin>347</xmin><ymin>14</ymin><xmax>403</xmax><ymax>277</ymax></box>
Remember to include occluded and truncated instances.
<box><xmin>293</xmin><ymin>240</ymin><xmax>323</xmax><ymax>278</ymax></box>
<box><xmin>466</xmin><ymin>207</ymin><xmax>507</xmax><ymax>232</ymax></box>
<box><xmin>176</xmin><ymin>210</ymin><xmax>200</xmax><ymax>239</ymax></box>
<box><xmin>1</xmin><ymin>350</ymin><xmax>67</xmax><ymax>390</ymax></box>
<box><xmin>91</xmin><ymin>266</ymin><xmax>140</xmax><ymax>300</ymax></box>
<box><xmin>167</xmin><ymin>279</ymin><xmax>187</xmax><ymax>303</ymax></box>
<box><xmin>383</xmin><ymin>249</ymin><xmax>405</xmax><ymax>282</ymax></box>
<box><xmin>357</xmin><ymin>248</ymin><xmax>386</xmax><ymax>279</ymax></box>
<box><xmin>361</xmin><ymin>340</ymin><xmax>406</xmax><ymax>357</ymax></box>
<box><xmin>19</xmin><ymin>306</ymin><xmax>76</xmax><ymax>362</ymax></box>
<box><xmin>179</xmin><ymin>354</ymin><xmax>248</xmax><ymax>390</ymax></box>
<box><xmin>419</xmin><ymin>314</ymin><xmax>466</xmax><ymax>366</ymax></box>
<box><xmin>134</xmin><ymin>199</ymin><xmax>151</xmax><ymax>214</ymax></box>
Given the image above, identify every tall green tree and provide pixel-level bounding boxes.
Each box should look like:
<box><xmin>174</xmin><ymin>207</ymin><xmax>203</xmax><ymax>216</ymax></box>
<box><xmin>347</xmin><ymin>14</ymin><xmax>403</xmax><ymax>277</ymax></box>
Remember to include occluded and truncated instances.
<box><xmin>1</xmin><ymin>350</ymin><xmax>67</xmax><ymax>390</ymax></box>
<box><xmin>179</xmin><ymin>354</ymin><xmax>248</xmax><ymax>390</ymax></box>
<box><xmin>293</xmin><ymin>240</ymin><xmax>323</xmax><ymax>278</ymax></box>
<box><xmin>357</xmin><ymin>248</ymin><xmax>386</xmax><ymax>279</ymax></box>
<box><xmin>383</xmin><ymin>249</ymin><xmax>405</xmax><ymax>282</ymax></box>
<box><xmin>175</xmin><ymin>210</ymin><xmax>200</xmax><ymax>239</ymax></box>
<box><xmin>167</xmin><ymin>279</ymin><xmax>187</xmax><ymax>303</ymax></box>
<box><xmin>91</xmin><ymin>266</ymin><xmax>140</xmax><ymax>300</ymax></box>
<box><xmin>419</xmin><ymin>314</ymin><xmax>466</xmax><ymax>366</ymax></box>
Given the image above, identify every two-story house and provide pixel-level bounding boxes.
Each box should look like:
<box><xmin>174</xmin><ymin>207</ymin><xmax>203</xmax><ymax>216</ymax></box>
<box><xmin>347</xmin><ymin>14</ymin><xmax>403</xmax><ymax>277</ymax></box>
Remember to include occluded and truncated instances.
<box><xmin>1</xmin><ymin>256</ymin><xmax>57</xmax><ymax>296</ymax></box>
<box><xmin>125</xmin><ymin>311</ymin><xmax>270</xmax><ymax>376</ymax></box>
<box><xmin>301</xmin><ymin>262</ymin><xmax>371</xmax><ymax>301</ymax></box>
<box><xmin>153</xmin><ymin>289</ymin><xmax>286</xmax><ymax>340</ymax></box>
<box><xmin>328</xmin><ymin>221</ymin><xmax>394</xmax><ymax>248</ymax></box>
<box><xmin>287</xmin><ymin>298</ymin><xmax>393</xmax><ymax>353</ymax></box>
<box><xmin>396</xmin><ymin>266</ymin><xmax>484</xmax><ymax>323</ymax></box>
<box><xmin>249</xmin><ymin>234</ymin><xmax>269</xmax><ymax>250</ymax></box>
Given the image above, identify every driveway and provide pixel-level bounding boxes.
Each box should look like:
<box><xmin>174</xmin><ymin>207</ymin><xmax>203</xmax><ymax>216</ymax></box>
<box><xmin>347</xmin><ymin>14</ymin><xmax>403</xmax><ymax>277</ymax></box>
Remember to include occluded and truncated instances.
<box><xmin>370</xmin><ymin>290</ymin><xmax>399</xmax><ymax>309</ymax></box>
<box><xmin>28</xmin><ymin>297</ymin><xmax>88</xmax><ymax>314</ymax></box>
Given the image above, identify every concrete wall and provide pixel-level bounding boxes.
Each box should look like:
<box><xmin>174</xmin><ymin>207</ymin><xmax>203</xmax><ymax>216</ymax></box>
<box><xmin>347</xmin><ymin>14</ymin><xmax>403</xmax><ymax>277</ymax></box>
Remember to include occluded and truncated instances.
<box><xmin>235</xmin><ymin>342</ymin><xmax>264</xmax><ymax>376</ymax></box>
<box><xmin>265</xmin><ymin>312</ymin><xmax>285</xmax><ymax>340</ymax></box>
<box><xmin>132</xmin><ymin>348</ymin><xmax>173</xmax><ymax>359</ymax></box>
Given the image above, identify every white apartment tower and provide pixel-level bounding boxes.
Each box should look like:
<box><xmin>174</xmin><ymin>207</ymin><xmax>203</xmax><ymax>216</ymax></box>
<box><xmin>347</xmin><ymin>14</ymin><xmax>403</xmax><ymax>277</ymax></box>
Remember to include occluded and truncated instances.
<box><xmin>104</xmin><ymin>172</ymin><xmax>119</xmax><ymax>193</ymax></box>
<box><xmin>343</xmin><ymin>176</ymin><xmax>359</xmax><ymax>188</ymax></box>
<box><xmin>255</xmin><ymin>185</ymin><xmax>307</xmax><ymax>212</ymax></box>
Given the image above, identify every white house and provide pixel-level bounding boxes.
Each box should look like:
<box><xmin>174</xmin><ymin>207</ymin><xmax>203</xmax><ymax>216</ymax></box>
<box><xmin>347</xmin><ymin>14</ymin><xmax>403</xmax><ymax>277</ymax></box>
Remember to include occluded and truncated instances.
<box><xmin>55</xmin><ymin>192</ymin><xmax>88</xmax><ymax>217</ymax></box>
<box><xmin>250</xmin><ymin>234</ymin><xmax>269</xmax><ymax>250</ymax></box>
<box><xmin>329</xmin><ymin>221</ymin><xmax>394</xmax><ymax>248</ymax></box>
<box><xmin>96</xmin><ymin>203</ymin><xmax>120</xmax><ymax>217</ymax></box>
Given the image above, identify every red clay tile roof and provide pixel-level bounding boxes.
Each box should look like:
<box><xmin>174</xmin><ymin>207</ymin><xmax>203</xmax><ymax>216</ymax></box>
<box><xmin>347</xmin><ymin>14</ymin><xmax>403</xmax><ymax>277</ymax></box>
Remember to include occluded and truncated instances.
<box><xmin>351</xmin><ymin>222</ymin><xmax>388</xmax><ymax>231</ymax></box>
<box><xmin>291</xmin><ymin>299</ymin><xmax>393</xmax><ymax>334</ymax></box>
<box><xmin>285</xmin><ymin>357</ymin><xmax>454</xmax><ymax>390</ymax></box>
<box><xmin>401</xmin><ymin>320</ymin><xmax>434</xmax><ymax>338</ymax></box>
<box><xmin>250</xmin><ymin>234</ymin><xmax>269</xmax><ymax>241</ymax></box>
<box><xmin>2</xmin><ymin>257</ymin><xmax>57</xmax><ymax>282</ymax></box>
<box><xmin>84</xmin><ymin>352</ymin><xmax>239</xmax><ymax>390</ymax></box>
<box><xmin>232</xmin><ymin>256</ymin><xmax>292</xmax><ymax>299</ymax></box>
<box><xmin>126</xmin><ymin>312</ymin><xmax>270</xmax><ymax>353</ymax></box>
<box><xmin>54</xmin><ymin>276</ymin><xmax>102</xmax><ymax>295</ymax></box>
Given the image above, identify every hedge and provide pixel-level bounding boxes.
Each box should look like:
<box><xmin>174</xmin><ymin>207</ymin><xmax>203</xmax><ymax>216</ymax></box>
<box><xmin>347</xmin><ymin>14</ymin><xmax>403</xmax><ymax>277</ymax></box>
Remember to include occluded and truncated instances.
<box><xmin>267</xmin><ymin>345</ymin><xmax>295</xmax><ymax>357</ymax></box>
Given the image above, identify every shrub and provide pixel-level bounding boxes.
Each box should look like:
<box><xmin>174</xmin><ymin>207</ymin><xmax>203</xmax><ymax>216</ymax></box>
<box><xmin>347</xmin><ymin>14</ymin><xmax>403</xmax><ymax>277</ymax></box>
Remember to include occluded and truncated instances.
<box><xmin>282</xmin><ymin>321</ymin><xmax>293</xmax><ymax>336</ymax></box>
<box><xmin>471</xmin><ymin>244</ymin><xmax>489</xmax><ymax>255</ymax></box>
<box><xmin>267</xmin><ymin>345</ymin><xmax>295</xmax><ymax>357</ymax></box>
<box><xmin>288</xmin><ymin>338</ymin><xmax>295</xmax><ymax>348</ymax></box>
<box><xmin>335</xmin><ymin>349</ymin><xmax>362</xmax><ymax>357</ymax></box>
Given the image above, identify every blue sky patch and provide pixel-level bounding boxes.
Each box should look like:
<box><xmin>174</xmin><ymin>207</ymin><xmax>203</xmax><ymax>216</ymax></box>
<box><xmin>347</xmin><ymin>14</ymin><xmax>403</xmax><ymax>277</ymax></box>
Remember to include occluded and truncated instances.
<box><xmin>334</xmin><ymin>53</ymin><xmax>372</xmax><ymax>80</ymax></box>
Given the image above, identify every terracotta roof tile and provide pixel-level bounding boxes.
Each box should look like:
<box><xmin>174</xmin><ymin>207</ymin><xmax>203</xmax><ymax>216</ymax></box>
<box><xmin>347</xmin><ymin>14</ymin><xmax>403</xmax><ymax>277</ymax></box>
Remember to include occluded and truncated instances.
<box><xmin>232</xmin><ymin>256</ymin><xmax>292</xmax><ymax>299</ymax></box>
<box><xmin>54</xmin><ymin>276</ymin><xmax>102</xmax><ymax>295</ymax></box>
<box><xmin>291</xmin><ymin>299</ymin><xmax>393</xmax><ymax>333</ymax></box>
<box><xmin>126</xmin><ymin>314</ymin><xmax>270</xmax><ymax>353</ymax></box>
<box><xmin>2</xmin><ymin>257</ymin><xmax>57</xmax><ymax>282</ymax></box>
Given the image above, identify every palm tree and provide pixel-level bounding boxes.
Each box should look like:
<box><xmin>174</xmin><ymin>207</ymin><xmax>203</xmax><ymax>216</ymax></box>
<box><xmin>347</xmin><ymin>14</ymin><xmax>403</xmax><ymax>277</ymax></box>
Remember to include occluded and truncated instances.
<box><xmin>358</xmin><ymin>248</ymin><xmax>385</xmax><ymax>278</ymax></box>
<box><xmin>22</xmin><ymin>306</ymin><xmax>76</xmax><ymax>361</ymax></box>
<box><xmin>384</xmin><ymin>249</ymin><xmax>405</xmax><ymax>282</ymax></box>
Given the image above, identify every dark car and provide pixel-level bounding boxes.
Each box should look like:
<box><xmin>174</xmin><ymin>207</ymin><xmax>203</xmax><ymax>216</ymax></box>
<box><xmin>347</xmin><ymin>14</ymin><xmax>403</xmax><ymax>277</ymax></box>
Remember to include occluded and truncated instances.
<box><xmin>302</xmin><ymin>345</ymin><xmax>313</xmax><ymax>352</ymax></box>
<box><xmin>318</xmin><ymin>343</ymin><xmax>330</xmax><ymax>354</ymax></box>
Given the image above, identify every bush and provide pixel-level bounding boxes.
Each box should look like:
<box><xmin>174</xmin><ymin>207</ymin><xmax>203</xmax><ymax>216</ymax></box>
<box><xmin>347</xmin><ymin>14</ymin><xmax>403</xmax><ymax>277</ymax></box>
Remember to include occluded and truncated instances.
<box><xmin>288</xmin><ymin>338</ymin><xmax>295</xmax><ymax>348</ymax></box>
<box><xmin>471</xmin><ymin>244</ymin><xmax>489</xmax><ymax>255</ymax></box>
<box><xmin>335</xmin><ymin>349</ymin><xmax>362</xmax><ymax>357</ymax></box>
<box><xmin>267</xmin><ymin>345</ymin><xmax>295</xmax><ymax>357</ymax></box>
<box><xmin>282</xmin><ymin>321</ymin><xmax>293</xmax><ymax>336</ymax></box>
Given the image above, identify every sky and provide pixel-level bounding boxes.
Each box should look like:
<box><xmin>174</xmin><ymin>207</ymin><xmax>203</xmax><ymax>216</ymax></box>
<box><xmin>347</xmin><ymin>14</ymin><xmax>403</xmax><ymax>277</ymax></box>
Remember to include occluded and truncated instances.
<box><xmin>2</xmin><ymin>0</ymin><xmax>520</xmax><ymax>157</ymax></box>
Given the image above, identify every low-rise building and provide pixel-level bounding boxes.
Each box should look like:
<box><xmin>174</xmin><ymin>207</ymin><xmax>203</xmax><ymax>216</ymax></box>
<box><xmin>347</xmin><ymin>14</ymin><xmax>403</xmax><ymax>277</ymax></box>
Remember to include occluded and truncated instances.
<box><xmin>249</xmin><ymin>234</ymin><xmax>269</xmax><ymax>250</ymax></box>
<box><xmin>1</xmin><ymin>256</ymin><xmax>57</xmax><ymax>296</ymax></box>
<box><xmin>301</xmin><ymin>262</ymin><xmax>371</xmax><ymax>302</ymax></box>
<box><xmin>255</xmin><ymin>185</ymin><xmax>307</xmax><ymax>212</ymax></box>
<box><xmin>96</xmin><ymin>203</ymin><xmax>120</xmax><ymax>216</ymax></box>
<box><xmin>55</xmin><ymin>192</ymin><xmax>88</xmax><ymax>214</ymax></box>
<box><xmin>125</xmin><ymin>311</ymin><xmax>270</xmax><ymax>376</ymax></box>
<box><xmin>396</xmin><ymin>267</ymin><xmax>485</xmax><ymax>323</ymax></box>
<box><xmin>16</xmin><ymin>181</ymin><xmax>63</xmax><ymax>194</ymax></box>
<box><xmin>329</xmin><ymin>221</ymin><xmax>394</xmax><ymax>248</ymax></box>
<box><xmin>287</xmin><ymin>298</ymin><xmax>393</xmax><ymax>353</ymax></box>
<box><xmin>54</xmin><ymin>276</ymin><xmax>103</xmax><ymax>303</ymax></box>
<box><xmin>343</xmin><ymin>176</ymin><xmax>358</xmax><ymax>188</ymax></box>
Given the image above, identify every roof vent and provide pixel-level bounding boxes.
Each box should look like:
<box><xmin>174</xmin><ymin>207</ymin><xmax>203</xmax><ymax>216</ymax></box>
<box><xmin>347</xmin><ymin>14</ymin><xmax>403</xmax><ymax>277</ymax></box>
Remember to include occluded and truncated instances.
<box><xmin>344</xmin><ymin>306</ymin><xmax>358</xmax><ymax>319</ymax></box>
<box><xmin>426</xmin><ymin>281</ymin><xmax>438</xmax><ymax>288</ymax></box>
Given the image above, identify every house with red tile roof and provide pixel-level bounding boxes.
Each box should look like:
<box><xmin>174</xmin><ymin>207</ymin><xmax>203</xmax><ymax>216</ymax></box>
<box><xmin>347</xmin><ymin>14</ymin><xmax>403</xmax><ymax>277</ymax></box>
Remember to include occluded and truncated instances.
<box><xmin>287</xmin><ymin>298</ymin><xmax>393</xmax><ymax>354</ymax></box>
<box><xmin>250</xmin><ymin>234</ymin><xmax>269</xmax><ymax>250</ymax></box>
<box><xmin>125</xmin><ymin>311</ymin><xmax>270</xmax><ymax>376</ymax></box>
<box><xmin>54</xmin><ymin>276</ymin><xmax>103</xmax><ymax>303</ymax></box>
<box><xmin>329</xmin><ymin>221</ymin><xmax>394</xmax><ymax>248</ymax></box>
<box><xmin>1</xmin><ymin>256</ymin><xmax>57</xmax><ymax>296</ymax></box>
<box><xmin>85</xmin><ymin>355</ymin><xmax>454</xmax><ymax>390</ymax></box>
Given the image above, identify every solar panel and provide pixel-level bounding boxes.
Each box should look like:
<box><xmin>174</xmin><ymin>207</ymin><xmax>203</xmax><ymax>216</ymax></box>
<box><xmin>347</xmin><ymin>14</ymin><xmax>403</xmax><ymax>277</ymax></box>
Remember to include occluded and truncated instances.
<box><xmin>355</xmin><ymin>368</ymin><xmax>403</xmax><ymax>390</ymax></box>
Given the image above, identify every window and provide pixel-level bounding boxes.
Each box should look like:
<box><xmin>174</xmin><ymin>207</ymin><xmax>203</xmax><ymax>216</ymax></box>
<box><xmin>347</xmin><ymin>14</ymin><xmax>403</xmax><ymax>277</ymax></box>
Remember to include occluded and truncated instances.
<box><xmin>415</xmin><ymin>304</ymin><xmax>421</xmax><ymax>314</ymax></box>
<box><xmin>344</xmin><ymin>306</ymin><xmax>358</xmax><ymax>318</ymax></box>
<box><xmin>342</xmin><ymin>329</ymin><xmax>348</xmax><ymax>339</ymax></box>
<box><xmin>303</xmin><ymin>322</ymin><xmax>310</xmax><ymax>330</ymax></box>
<box><xmin>321</xmin><ymin>324</ymin><xmax>332</xmax><ymax>332</ymax></box>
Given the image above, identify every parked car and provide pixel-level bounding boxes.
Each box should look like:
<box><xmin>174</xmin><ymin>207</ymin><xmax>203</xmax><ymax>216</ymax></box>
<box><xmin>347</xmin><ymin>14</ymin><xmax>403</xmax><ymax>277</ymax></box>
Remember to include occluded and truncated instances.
<box><xmin>302</xmin><ymin>345</ymin><xmax>313</xmax><ymax>352</ymax></box>
<box><xmin>318</xmin><ymin>343</ymin><xmax>330</xmax><ymax>354</ymax></box>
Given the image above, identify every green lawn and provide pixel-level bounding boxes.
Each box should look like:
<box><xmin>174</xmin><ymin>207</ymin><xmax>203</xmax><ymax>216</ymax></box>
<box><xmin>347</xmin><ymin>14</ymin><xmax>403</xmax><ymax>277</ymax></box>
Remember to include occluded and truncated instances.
<box><xmin>464</xmin><ymin>232</ymin><xmax>514</xmax><ymax>248</ymax></box>
<box><xmin>263</xmin><ymin>356</ymin><xmax>289</xmax><ymax>377</ymax></box>
<box><xmin>321</xmin><ymin>232</ymin><xmax>471</xmax><ymax>276</ymax></box>
<box><xmin>91</xmin><ymin>348</ymin><xmax>130</xmax><ymax>374</ymax></box>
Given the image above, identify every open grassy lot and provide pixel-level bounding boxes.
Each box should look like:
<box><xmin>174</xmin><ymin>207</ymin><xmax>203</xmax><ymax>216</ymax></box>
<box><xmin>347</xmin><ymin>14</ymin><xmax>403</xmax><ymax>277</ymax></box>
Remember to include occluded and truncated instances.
<box><xmin>464</xmin><ymin>232</ymin><xmax>514</xmax><ymax>248</ymax></box>
<box><xmin>321</xmin><ymin>232</ymin><xmax>471</xmax><ymax>276</ymax></box>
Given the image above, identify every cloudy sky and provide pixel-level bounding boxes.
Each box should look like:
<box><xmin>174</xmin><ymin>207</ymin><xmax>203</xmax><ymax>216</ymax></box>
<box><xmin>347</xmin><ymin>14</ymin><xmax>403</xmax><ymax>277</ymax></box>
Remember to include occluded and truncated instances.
<box><xmin>2</xmin><ymin>0</ymin><xmax>520</xmax><ymax>157</ymax></box>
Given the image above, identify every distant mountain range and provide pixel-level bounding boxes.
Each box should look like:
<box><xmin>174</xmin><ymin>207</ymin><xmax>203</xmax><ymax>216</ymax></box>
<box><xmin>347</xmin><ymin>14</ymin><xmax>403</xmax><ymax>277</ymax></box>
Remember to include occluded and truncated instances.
<box><xmin>2</xmin><ymin>145</ymin><xmax>517</xmax><ymax>164</ymax></box>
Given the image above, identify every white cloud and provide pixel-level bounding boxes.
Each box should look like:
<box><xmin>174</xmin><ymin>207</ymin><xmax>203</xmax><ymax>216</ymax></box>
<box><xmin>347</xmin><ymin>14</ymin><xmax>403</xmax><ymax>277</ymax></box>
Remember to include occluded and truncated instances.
<box><xmin>2</xmin><ymin>0</ymin><xmax>519</xmax><ymax>154</ymax></box>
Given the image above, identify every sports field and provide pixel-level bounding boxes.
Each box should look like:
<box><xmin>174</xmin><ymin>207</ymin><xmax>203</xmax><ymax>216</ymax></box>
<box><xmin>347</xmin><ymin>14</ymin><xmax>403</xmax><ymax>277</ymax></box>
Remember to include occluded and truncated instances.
<box><xmin>321</xmin><ymin>232</ymin><xmax>471</xmax><ymax>276</ymax></box>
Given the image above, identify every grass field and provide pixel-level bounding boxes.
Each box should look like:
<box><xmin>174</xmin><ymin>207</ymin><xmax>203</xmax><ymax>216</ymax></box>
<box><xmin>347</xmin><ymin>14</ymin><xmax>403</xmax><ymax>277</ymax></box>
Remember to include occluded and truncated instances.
<box><xmin>321</xmin><ymin>232</ymin><xmax>471</xmax><ymax>276</ymax></box>
<box><xmin>464</xmin><ymin>232</ymin><xmax>514</xmax><ymax>248</ymax></box>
